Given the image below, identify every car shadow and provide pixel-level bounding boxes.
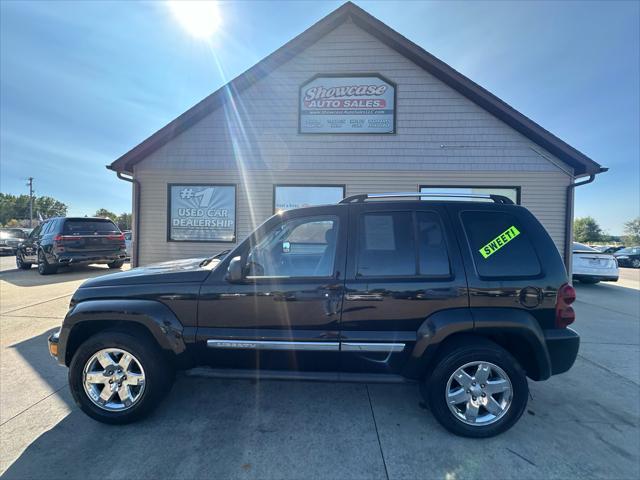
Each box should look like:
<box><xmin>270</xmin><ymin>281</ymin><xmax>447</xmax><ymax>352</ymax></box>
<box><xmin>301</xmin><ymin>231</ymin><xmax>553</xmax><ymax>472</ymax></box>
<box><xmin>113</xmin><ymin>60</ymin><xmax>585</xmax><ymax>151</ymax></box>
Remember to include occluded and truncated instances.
<box><xmin>0</xmin><ymin>263</ymin><xmax>127</xmax><ymax>288</ymax></box>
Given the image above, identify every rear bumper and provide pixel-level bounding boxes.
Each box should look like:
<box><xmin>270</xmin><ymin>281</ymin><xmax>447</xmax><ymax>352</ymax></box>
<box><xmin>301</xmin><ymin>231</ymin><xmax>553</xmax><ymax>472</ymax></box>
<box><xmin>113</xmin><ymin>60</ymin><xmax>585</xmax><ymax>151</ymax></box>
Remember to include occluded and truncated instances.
<box><xmin>544</xmin><ymin>328</ymin><xmax>580</xmax><ymax>376</ymax></box>
<box><xmin>573</xmin><ymin>274</ymin><xmax>618</xmax><ymax>282</ymax></box>
<box><xmin>56</xmin><ymin>252</ymin><xmax>126</xmax><ymax>265</ymax></box>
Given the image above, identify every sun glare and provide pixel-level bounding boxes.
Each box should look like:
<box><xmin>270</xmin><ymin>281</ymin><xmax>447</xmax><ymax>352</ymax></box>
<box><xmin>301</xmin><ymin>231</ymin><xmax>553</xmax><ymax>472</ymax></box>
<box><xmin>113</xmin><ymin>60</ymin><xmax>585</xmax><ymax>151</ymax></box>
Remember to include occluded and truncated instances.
<box><xmin>168</xmin><ymin>0</ymin><xmax>222</xmax><ymax>39</ymax></box>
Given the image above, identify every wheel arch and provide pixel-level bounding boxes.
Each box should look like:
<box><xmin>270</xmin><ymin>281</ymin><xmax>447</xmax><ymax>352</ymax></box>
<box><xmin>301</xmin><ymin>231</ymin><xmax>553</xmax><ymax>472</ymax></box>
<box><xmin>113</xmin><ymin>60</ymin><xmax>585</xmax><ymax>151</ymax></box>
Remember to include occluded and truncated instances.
<box><xmin>60</xmin><ymin>299</ymin><xmax>187</xmax><ymax>367</ymax></box>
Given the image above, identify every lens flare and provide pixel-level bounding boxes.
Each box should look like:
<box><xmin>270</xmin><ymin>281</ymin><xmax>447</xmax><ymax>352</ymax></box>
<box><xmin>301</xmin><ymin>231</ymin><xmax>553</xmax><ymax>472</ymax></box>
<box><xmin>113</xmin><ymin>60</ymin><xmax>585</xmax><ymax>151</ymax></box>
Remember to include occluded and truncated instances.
<box><xmin>168</xmin><ymin>0</ymin><xmax>222</xmax><ymax>39</ymax></box>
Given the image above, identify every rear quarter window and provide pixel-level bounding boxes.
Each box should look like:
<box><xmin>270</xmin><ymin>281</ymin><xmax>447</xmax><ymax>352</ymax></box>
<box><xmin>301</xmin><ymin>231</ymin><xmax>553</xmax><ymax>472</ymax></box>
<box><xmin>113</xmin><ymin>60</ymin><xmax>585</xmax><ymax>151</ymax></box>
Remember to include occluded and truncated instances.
<box><xmin>461</xmin><ymin>211</ymin><xmax>541</xmax><ymax>278</ymax></box>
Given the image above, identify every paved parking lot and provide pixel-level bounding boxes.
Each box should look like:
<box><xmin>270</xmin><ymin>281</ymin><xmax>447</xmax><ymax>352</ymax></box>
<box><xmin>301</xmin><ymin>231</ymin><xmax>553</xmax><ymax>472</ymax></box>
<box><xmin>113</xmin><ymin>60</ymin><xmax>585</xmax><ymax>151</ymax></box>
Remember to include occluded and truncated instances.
<box><xmin>1</xmin><ymin>255</ymin><xmax>638</xmax><ymax>479</ymax></box>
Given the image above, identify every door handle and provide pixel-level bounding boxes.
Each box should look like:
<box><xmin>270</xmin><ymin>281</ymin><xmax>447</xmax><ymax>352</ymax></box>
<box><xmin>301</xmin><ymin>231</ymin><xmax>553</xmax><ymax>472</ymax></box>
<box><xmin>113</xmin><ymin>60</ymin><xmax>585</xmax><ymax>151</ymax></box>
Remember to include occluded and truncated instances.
<box><xmin>345</xmin><ymin>293</ymin><xmax>384</xmax><ymax>301</ymax></box>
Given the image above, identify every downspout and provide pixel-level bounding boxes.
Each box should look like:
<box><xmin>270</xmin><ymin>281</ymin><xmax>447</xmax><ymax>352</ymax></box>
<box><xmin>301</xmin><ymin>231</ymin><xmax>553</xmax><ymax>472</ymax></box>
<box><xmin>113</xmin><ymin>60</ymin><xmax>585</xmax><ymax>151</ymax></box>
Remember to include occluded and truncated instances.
<box><xmin>564</xmin><ymin>167</ymin><xmax>608</xmax><ymax>273</ymax></box>
<box><xmin>115</xmin><ymin>171</ymin><xmax>141</xmax><ymax>268</ymax></box>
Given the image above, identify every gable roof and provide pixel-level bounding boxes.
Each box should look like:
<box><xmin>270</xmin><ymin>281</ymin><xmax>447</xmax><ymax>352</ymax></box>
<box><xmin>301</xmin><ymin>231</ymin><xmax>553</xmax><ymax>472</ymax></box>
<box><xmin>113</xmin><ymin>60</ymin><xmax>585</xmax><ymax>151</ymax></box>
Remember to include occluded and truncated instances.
<box><xmin>108</xmin><ymin>1</ymin><xmax>604</xmax><ymax>177</ymax></box>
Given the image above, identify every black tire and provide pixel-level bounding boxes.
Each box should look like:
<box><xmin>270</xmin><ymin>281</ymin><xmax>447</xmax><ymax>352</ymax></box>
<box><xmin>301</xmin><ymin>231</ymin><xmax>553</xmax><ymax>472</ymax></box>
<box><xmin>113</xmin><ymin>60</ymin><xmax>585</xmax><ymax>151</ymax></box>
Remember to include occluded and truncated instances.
<box><xmin>424</xmin><ymin>339</ymin><xmax>528</xmax><ymax>438</ymax></box>
<box><xmin>16</xmin><ymin>252</ymin><xmax>32</xmax><ymax>270</ymax></box>
<box><xmin>37</xmin><ymin>250</ymin><xmax>57</xmax><ymax>275</ymax></box>
<box><xmin>108</xmin><ymin>260</ymin><xmax>125</xmax><ymax>269</ymax></box>
<box><xmin>632</xmin><ymin>259</ymin><xmax>640</xmax><ymax>269</ymax></box>
<box><xmin>69</xmin><ymin>330</ymin><xmax>174</xmax><ymax>424</ymax></box>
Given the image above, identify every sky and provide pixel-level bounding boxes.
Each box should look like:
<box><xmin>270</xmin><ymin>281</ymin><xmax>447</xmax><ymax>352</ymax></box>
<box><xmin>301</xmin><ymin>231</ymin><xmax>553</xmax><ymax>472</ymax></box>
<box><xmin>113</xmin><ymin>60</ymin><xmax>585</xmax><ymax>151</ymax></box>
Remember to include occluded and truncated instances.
<box><xmin>1</xmin><ymin>0</ymin><xmax>638</xmax><ymax>235</ymax></box>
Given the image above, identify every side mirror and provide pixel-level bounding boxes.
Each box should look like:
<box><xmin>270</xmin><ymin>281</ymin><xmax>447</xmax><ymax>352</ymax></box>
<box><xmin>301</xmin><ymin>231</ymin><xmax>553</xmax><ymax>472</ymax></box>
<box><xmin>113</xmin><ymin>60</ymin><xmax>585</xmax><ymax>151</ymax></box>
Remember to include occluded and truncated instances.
<box><xmin>226</xmin><ymin>256</ymin><xmax>244</xmax><ymax>283</ymax></box>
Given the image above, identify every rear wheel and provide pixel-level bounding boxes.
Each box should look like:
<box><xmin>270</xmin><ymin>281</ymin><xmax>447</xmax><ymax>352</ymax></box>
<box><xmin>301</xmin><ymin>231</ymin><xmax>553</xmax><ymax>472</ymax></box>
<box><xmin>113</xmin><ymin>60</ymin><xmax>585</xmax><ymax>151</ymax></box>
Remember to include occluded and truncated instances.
<box><xmin>37</xmin><ymin>250</ymin><xmax>57</xmax><ymax>275</ymax></box>
<box><xmin>632</xmin><ymin>259</ymin><xmax>640</xmax><ymax>269</ymax></box>
<box><xmin>69</xmin><ymin>330</ymin><xmax>173</xmax><ymax>424</ymax></box>
<box><xmin>16</xmin><ymin>252</ymin><xmax>32</xmax><ymax>270</ymax></box>
<box><xmin>108</xmin><ymin>260</ymin><xmax>124</xmax><ymax>269</ymax></box>
<box><xmin>424</xmin><ymin>340</ymin><xmax>528</xmax><ymax>438</ymax></box>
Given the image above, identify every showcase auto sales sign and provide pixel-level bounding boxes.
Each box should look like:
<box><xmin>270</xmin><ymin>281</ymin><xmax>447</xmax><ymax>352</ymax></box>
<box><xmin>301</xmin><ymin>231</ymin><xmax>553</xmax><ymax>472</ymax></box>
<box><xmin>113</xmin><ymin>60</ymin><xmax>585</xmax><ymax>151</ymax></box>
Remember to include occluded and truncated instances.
<box><xmin>299</xmin><ymin>75</ymin><xmax>395</xmax><ymax>133</ymax></box>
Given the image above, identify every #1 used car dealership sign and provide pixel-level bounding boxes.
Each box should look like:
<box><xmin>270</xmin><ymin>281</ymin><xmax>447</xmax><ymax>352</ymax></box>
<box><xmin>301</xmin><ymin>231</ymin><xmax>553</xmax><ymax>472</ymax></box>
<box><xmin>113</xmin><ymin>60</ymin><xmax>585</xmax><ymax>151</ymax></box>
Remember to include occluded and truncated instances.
<box><xmin>299</xmin><ymin>75</ymin><xmax>396</xmax><ymax>133</ymax></box>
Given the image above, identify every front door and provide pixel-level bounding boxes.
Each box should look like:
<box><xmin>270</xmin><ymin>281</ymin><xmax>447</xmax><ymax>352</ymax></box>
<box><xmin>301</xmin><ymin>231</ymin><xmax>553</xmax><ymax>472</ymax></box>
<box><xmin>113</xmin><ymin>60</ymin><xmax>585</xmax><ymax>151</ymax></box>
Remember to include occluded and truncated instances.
<box><xmin>340</xmin><ymin>204</ymin><xmax>467</xmax><ymax>375</ymax></box>
<box><xmin>197</xmin><ymin>206</ymin><xmax>347</xmax><ymax>372</ymax></box>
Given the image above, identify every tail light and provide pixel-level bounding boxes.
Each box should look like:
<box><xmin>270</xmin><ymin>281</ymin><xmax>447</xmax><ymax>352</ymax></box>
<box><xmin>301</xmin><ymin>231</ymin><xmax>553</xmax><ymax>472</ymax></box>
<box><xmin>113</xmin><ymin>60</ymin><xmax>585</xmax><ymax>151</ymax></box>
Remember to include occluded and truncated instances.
<box><xmin>555</xmin><ymin>283</ymin><xmax>576</xmax><ymax>328</ymax></box>
<box><xmin>107</xmin><ymin>234</ymin><xmax>125</xmax><ymax>241</ymax></box>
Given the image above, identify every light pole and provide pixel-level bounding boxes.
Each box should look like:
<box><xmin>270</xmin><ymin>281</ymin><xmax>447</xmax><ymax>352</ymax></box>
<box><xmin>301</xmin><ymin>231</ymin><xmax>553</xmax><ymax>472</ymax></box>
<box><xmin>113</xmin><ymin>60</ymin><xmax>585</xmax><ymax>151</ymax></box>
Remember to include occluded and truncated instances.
<box><xmin>27</xmin><ymin>177</ymin><xmax>34</xmax><ymax>227</ymax></box>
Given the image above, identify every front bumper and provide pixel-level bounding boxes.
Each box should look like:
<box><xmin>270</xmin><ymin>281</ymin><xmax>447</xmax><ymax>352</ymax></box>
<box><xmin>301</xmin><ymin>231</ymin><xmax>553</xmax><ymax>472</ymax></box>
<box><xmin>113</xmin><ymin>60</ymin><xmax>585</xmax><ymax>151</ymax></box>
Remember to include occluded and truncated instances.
<box><xmin>544</xmin><ymin>328</ymin><xmax>580</xmax><ymax>376</ymax></box>
<box><xmin>48</xmin><ymin>330</ymin><xmax>61</xmax><ymax>360</ymax></box>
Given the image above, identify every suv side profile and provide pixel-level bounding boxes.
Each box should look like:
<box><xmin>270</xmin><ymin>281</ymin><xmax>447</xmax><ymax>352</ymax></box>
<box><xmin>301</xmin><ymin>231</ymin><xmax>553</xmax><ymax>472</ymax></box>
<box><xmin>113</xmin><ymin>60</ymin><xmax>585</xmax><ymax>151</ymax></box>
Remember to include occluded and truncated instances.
<box><xmin>48</xmin><ymin>193</ymin><xmax>579</xmax><ymax>437</ymax></box>
<box><xmin>16</xmin><ymin>217</ymin><xmax>127</xmax><ymax>275</ymax></box>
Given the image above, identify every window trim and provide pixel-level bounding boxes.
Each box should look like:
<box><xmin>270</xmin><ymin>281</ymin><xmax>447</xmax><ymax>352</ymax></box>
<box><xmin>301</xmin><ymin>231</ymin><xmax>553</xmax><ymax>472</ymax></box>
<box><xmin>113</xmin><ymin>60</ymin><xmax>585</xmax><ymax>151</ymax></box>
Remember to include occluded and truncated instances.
<box><xmin>419</xmin><ymin>185</ymin><xmax>521</xmax><ymax>205</ymax></box>
<box><xmin>272</xmin><ymin>184</ymin><xmax>346</xmax><ymax>214</ymax></box>
<box><xmin>355</xmin><ymin>209</ymin><xmax>453</xmax><ymax>280</ymax></box>
<box><xmin>245</xmin><ymin>214</ymin><xmax>340</xmax><ymax>281</ymax></box>
<box><xmin>166</xmin><ymin>183</ymin><xmax>237</xmax><ymax>244</ymax></box>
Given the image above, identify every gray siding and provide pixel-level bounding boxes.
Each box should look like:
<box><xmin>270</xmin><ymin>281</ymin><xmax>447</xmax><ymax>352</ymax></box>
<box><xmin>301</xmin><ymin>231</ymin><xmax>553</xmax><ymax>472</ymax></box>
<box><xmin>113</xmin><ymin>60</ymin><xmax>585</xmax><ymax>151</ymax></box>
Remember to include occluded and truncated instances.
<box><xmin>133</xmin><ymin>21</ymin><xmax>572</xmax><ymax>265</ymax></box>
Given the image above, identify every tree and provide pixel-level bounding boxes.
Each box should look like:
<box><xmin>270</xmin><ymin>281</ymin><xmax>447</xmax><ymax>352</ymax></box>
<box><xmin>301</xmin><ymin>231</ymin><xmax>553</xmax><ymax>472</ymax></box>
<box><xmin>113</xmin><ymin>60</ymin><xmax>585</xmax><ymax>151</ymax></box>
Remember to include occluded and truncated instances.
<box><xmin>94</xmin><ymin>208</ymin><xmax>117</xmax><ymax>221</ymax></box>
<box><xmin>573</xmin><ymin>216</ymin><xmax>603</xmax><ymax>243</ymax></box>
<box><xmin>622</xmin><ymin>217</ymin><xmax>640</xmax><ymax>245</ymax></box>
<box><xmin>115</xmin><ymin>212</ymin><xmax>132</xmax><ymax>231</ymax></box>
<box><xmin>36</xmin><ymin>196</ymin><xmax>67</xmax><ymax>218</ymax></box>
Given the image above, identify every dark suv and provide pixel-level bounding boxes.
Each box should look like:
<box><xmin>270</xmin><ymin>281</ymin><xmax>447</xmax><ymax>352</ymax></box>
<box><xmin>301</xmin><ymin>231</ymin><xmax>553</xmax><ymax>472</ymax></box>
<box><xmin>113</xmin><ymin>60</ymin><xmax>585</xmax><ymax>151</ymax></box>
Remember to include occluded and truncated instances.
<box><xmin>48</xmin><ymin>193</ymin><xmax>579</xmax><ymax>437</ymax></box>
<box><xmin>16</xmin><ymin>217</ymin><xmax>127</xmax><ymax>275</ymax></box>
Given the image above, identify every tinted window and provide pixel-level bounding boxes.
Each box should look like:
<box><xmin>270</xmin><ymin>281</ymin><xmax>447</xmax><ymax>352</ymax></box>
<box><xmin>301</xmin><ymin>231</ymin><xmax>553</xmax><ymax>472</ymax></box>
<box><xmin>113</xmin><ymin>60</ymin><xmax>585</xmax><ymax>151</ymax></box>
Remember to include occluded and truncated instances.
<box><xmin>573</xmin><ymin>242</ymin><xmax>597</xmax><ymax>252</ymax></box>
<box><xmin>462</xmin><ymin>211</ymin><xmax>541</xmax><ymax>278</ymax></box>
<box><xmin>417</xmin><ymin>212</ymin><xmax>450</xmax><ymax>276</ymax></box>
<box><xmin>246</xmin><ymin>216</ymin><xmax>338</xmax><ymax>278</ymax></box>
<box><xmin>357</xmin><ymin>212</ymin><xmax>415</xmax><ymax>277</ymax></box>
<box><xmin>63</xmin><ymin>219</ymin><xmax>120</xmax><ymax>235</ymax></box>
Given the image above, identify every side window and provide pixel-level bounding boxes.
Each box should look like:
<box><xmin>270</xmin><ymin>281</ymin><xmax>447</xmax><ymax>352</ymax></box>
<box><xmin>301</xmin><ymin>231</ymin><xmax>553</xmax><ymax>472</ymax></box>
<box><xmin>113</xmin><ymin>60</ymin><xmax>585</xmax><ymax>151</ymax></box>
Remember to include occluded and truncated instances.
<box><xmin>357</xmin><ymin>212</ymin><xmax>415</xmax><ymax>277</ymax></box>
<box><xmin>461</xmin><ymin>211</ymin><xmax>541</xmax><ymax>278</ymax></box>
<box><xmin>29</xmin><ymin>224</ymin><xmax>42</xmax><ymax>238</ymax></box>
<box><xmin>42</xmin><ymin>221</ymin><xmax>55</xmax><ymax>234</ymax></box>
<box><xmin>246</xmin><ymin>216</ymin><xmax>338</xmax><ymax>278</ymax></box>
<box><xmin>417</xmin><ymin>212</ymin><xmax>450</xmax><ymax>276</ymax></box>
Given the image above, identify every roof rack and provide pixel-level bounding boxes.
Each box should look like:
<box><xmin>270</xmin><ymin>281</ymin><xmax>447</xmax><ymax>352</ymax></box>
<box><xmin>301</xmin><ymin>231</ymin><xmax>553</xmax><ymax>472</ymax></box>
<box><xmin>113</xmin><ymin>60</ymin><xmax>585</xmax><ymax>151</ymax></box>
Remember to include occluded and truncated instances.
<box><xmin>338</xmin><ymin>192</ymin><xmax>515</xmax><ymax>205</ymax></box>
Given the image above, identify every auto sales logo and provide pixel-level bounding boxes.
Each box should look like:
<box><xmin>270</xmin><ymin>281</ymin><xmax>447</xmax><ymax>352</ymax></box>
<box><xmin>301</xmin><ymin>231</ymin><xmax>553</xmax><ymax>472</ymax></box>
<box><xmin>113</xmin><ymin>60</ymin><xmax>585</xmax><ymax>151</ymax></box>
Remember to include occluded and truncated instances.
<box><xmin>303</xmin><ymin>84</ymin><xmax>388</xmax><ymax>109</ymax></box>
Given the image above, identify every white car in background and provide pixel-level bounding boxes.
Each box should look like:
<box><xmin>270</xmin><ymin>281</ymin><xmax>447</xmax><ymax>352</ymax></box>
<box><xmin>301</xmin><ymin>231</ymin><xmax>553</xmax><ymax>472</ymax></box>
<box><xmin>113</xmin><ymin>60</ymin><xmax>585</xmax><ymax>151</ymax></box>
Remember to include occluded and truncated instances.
<box><xmin>572</xmin><ymin>242</ymin><xmax>619</xmax><ymax>284</ymax></box>
<box><xmin>123</xmin><ymin>231</ymin><xmax>132</xmax><ymax>260</ymax></box>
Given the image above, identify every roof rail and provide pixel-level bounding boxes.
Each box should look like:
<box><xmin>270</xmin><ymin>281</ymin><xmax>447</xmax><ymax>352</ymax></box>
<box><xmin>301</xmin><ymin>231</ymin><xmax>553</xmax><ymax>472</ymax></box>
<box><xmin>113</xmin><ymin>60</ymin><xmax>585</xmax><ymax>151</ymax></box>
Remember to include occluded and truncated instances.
<box><xmin>338</xmin><ymin>192</ymin><xmax>514</xmax><ymax>205</ymax></box>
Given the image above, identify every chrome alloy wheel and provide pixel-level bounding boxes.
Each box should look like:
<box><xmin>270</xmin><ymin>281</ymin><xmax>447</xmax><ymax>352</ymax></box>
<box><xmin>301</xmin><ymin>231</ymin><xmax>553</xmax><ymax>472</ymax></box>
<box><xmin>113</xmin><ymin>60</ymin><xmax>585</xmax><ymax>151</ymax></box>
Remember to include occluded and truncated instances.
<box><xmin>83</xmin><ymin>348</ymin><xmax>146</xmax><ymax>412</ymax></box>
<box><xmin>446</xmin><ymin>361</ymin><xmax>513</xmax><ymax>426</ymax></box>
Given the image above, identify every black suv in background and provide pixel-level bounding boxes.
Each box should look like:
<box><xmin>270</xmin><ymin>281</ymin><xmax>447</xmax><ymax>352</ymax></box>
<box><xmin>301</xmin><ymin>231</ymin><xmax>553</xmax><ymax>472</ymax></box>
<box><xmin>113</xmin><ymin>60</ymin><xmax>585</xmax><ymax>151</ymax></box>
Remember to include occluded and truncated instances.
<box><xmin>16</xmin><ymin>217</ymin><xmax>127</xmax><ymax>275</ymax></box>
<box><xmin>48</xmin><ymin>193</ymin><xmax>579</xmax><ymax>437</ymax></box>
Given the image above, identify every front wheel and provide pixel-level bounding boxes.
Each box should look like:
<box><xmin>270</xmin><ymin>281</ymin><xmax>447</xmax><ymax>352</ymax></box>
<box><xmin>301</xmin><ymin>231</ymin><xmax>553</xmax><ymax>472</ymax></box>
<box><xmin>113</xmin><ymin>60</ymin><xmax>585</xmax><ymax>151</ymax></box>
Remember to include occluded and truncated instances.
<box><xmin>16</xmin><ymin>252</ymin><xmax>32</xmax><ymax>270</ymax></box>
<box><xmin>108</xmin><ymin>260</ymin><xmax>124</xmax><ymax>269</ymax></box>
<box><xmin>632</xmin><ymin>259</ymin><xmax>640</xmax><ymax>269</ymax></box>
<box><xmin>424</xmin><ymin>340</ymin><xmax>528</xmax><ymax>438</ymax></box>
<box><xmin>69</xmin><ymin>331</ymin><xmax>174</xmax><ymax>424</ymax></box>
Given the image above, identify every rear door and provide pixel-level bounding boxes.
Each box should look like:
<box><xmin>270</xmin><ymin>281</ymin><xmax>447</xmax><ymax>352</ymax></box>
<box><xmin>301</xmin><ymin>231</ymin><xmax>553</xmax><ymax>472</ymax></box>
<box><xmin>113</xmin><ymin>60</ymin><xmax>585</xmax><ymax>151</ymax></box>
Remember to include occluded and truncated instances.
<box><xmin>340</xmin><ymin>203</ymin><xmax>467</xmax><ymax>375</ymax></box>
<box><xmin>60</xmin><ymin>219</ymin><xmax>123</xmax><ymax>254</ymax></box>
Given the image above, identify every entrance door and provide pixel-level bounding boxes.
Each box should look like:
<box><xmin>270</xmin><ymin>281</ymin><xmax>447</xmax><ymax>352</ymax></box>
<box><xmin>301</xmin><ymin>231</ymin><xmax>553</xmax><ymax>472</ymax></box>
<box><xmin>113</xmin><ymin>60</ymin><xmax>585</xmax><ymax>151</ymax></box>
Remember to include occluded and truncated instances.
<box><xmin>197</xmin><ymin>206</ymin><xmax>347</xmax><ymax>372</ymax></box>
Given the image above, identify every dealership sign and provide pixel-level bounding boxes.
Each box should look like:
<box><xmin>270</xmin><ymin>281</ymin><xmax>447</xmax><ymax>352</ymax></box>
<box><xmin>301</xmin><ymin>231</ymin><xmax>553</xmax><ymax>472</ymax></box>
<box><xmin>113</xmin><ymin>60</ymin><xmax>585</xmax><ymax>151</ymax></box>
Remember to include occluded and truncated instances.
<box><xmin>299</xmin><ymin>75</ymin><xmax>395</xmax><ymax>133</ymax></box>
<box><xmin>168</xmin><ymin>185</ymin><xmax>236</xmax><ymax>242</ymax></box>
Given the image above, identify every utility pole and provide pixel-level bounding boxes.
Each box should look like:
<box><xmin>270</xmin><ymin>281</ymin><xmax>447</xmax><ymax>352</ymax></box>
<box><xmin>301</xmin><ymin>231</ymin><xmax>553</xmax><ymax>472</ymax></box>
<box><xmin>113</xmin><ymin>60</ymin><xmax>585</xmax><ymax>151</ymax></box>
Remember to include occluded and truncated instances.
<box><xmin>27</xmin><ymin>177</ymin><xmax>34</xmax><ymax>228</ymax></box>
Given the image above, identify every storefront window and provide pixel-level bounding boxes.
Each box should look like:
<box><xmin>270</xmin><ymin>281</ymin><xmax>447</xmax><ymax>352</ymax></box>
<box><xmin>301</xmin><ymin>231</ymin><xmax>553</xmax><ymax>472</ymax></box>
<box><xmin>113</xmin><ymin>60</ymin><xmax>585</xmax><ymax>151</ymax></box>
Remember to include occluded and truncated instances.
<box><xmin>167</xmin><ymin>184</ymin><xmax>236</xmax><ymax>242</ymax></box>
<box><xmin>419</xmin><ymin>186</ymin><xmax>520</xmax><ymax>204</ymax></box>
<box><xmin>274</xmin><ymin>185</ymin><xmax>345</xmax><ymax>213</ymax></box>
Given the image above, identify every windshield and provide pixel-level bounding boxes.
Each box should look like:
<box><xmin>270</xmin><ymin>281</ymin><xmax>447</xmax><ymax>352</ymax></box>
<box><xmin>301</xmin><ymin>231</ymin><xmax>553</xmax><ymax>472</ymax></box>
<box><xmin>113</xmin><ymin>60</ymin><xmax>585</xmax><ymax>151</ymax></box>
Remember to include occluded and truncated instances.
<box><xmin>573</xmin><ymin>242</ymin><xmax>598</xmax><ymax>252</ymax></box>
<box><xmin>0</xmin><ymin>229</ymin><xmax>27</xmax><ymax>239</ymax></box>
<box><xmin>616</xmin><ymin>247</ymin><xmax>637</xmax><ymax>254</ymax></box>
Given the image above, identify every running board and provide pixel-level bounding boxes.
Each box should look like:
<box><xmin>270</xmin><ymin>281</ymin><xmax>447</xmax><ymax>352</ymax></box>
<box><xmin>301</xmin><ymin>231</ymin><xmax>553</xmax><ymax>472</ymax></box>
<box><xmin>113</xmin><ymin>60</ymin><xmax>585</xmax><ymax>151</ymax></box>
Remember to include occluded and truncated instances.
<box><xmin>185</xmin><ymin>367</ymin><xmax>414</xmax><ymax>384</ymax></box>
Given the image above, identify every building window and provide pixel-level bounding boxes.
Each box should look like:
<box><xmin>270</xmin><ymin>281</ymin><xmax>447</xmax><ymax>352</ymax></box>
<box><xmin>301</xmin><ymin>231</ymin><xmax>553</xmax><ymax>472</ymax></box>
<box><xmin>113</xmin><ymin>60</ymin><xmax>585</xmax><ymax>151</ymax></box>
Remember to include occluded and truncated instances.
<box><xmin>167</xmin><ymin>184</ymin><xmax>236</xmax><ymax>243</ymax></box>
<box><xmin>274</xmin><ymin>185</ymin><xmax>345</xmax><ymax>213</ymax></box>
<box><xmin>419</xmin><ymin>186</ymin><xmax>520</xmax><ymax>204</ymax></box>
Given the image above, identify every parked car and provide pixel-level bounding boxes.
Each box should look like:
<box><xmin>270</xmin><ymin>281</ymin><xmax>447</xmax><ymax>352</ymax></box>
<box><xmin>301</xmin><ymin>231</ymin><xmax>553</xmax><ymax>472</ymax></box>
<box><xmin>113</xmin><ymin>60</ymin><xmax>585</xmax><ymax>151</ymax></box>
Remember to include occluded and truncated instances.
<box><xmin>0</xmin><ymin>227</ymin><xmax>28</xmax><ymax>254</ymax></box>
<box><xmin>48</xmin><ymin>193</ymin><xmax>579</xmax><ymax>438</ymax></box>
<box><xmin>572</xmin><ymin>242</ymin><xmax>619</xmax><ymax>283</ymax></box>
<box><xmin>16</xmin><ymin>217</ymin><xmax>127</xmax><ymax>275</ymax></box>
<box><xmin>614</xmin><ymin>246</ymin><xmax>640</xmax><ymax>268</ymax></box>
<box><xmin>594</xmin><ymin>245</ymin><xmax>625</xmax><ymax>254</ymax></box>
<box><xmin>123</xmin><ymin>231</ymin><xmax>132</xmax><ymax>259</ymax></box>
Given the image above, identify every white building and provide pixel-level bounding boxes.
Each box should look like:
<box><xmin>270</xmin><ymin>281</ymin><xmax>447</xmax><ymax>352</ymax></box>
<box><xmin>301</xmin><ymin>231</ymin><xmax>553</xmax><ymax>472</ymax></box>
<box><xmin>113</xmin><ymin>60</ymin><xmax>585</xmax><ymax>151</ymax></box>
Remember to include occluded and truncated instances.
<box><xmin>108</xmin><ymin>2</ymin><xmax>605</xmax><ymax>268</ymax></box>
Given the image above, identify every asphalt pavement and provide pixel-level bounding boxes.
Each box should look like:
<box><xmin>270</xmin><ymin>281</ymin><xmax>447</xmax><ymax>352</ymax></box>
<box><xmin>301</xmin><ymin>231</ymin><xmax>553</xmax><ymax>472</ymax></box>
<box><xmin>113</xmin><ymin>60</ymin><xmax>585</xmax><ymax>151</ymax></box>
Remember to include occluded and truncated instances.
<box><xmin>0</xmin><ymin>255</ymin><xmax>638</xmax><ymax>479</ymax></box>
